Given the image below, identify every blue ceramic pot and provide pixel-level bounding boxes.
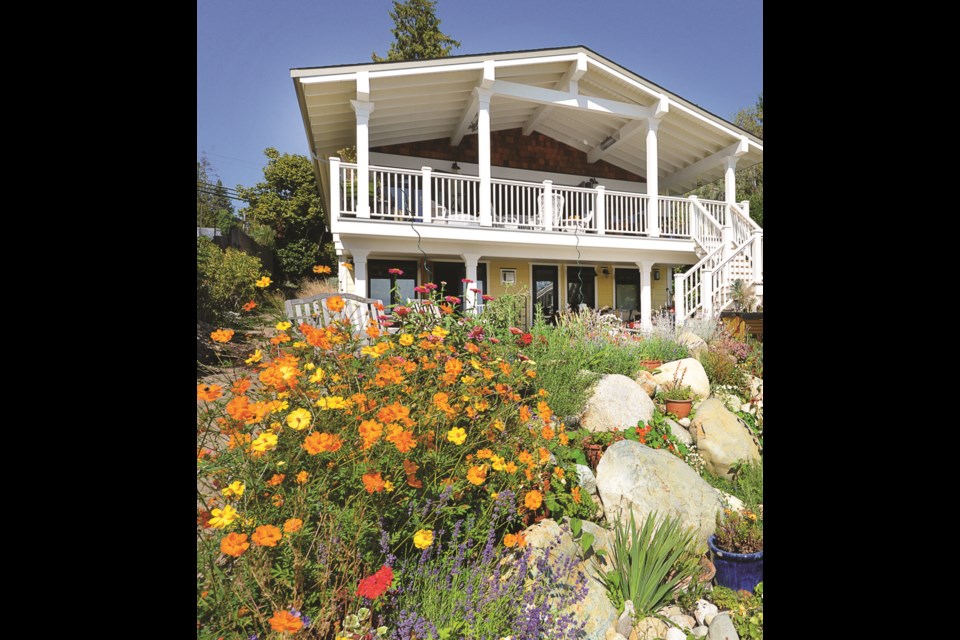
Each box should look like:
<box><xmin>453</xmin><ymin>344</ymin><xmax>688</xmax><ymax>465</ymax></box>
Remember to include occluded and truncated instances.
<box><xmin>708</xmin><ymin>534</ymin><xmax>763</xmax><ymax>592</ymax></box>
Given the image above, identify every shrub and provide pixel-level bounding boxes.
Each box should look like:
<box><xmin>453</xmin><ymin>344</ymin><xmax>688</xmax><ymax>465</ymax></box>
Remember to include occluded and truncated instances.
<box><xmin>197</xmin><ymin>236</ymin><xmax>265</xmax><ymax>324</ymax></box>
<box><xmin>275</xmin><ymin>238</ymin><xmax>324</xmax><ymax>286</ymax></box>
<box><xmin>698</xmin><ymin>341</ymin><xmax>749</xmax><ymax>398</ymax></box>
<box><xmin>295</xmin><ymin>276</ymin><xmax>339</xmax><ymax>299</ymax></box>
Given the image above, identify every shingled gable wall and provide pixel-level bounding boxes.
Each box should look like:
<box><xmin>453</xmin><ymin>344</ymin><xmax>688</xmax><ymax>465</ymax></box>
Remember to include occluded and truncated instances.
<box><xmin>372</xmin><ymin>128</ymin><xmax>644</xmax><ymax>183</ymax></box>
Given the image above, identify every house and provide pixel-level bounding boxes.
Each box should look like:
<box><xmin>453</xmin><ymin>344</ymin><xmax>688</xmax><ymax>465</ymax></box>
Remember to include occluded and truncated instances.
<box><xmin>290</xmin><ymin>46</ymin><xmax>763</xmax><ymax>328</ymax></box>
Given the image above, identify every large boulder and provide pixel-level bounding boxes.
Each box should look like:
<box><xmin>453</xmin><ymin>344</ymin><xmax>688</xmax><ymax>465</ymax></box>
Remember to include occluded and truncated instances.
<box><xmin>689</xmin><ymin>399</ymin><xmax>761</xmax><ymax>479</ymax></box>
<box><xmin>653</xmin><ymin>359</ymin><xmax>710</xmax><ymax>399</ymax></box>
<box><xmin>596</xmin><ymin>440</ymin><xmax>724</xmax><ymax>545</ymax></box>
<box><xmin>664</xmin><ymin>417</ymin><xmax>693</xmax><ymax>445</ymax></box>
<box><xmin>677</xmin><ymin>331</ymin><xmax>708</xmax><ymax>357</ymax></box>
<box><xmin>581</xmin><ymin>374</ymin><xmax>656</xmax><ymax>432</ymax></box>
<box><xmin>524</xmin><ymin>519</ymin><xmax>618</xmax><ymax>640</ymax></box>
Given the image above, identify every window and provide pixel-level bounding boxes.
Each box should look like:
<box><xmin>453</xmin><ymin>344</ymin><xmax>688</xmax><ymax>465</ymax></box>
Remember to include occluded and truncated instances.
<box><xmin>566</xmin><ymin>266</ymin><xmax>596</xmax><ymax>310</ymax></box>
<box><xmin>369</xmin><ymin>260</ymin><xmax>418</xmax><ymax>305</ymax></box>
<box><xmin>615</xmin><ymin>268</ymin><xmax>640</xmax><ymax>312</ymax></box>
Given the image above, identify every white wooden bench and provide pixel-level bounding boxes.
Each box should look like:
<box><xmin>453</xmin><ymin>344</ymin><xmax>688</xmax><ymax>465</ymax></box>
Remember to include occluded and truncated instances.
<box><xmin>284</xmin><ymin>293</ymin><xmax>385</xmax><ymax>343</ymax></box>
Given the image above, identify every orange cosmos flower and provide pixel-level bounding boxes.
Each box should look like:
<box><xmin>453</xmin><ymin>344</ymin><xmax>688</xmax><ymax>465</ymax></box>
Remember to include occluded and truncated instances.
<box><xmin>303</xmin><ymin>432</ymin><xmax>343</xmax><ymax>455</ymax></box>
<box><xmin>267</xmin><ymin>473</ymin><xmax>285</xmax><ymax>486</ymax></box>
<box><xmin>515</xmin><ymin>532</ymin><xmax>527</xmax><ymax>547</ymax></box>
<box><xmin>537</xmin><ymin>400</ymin><xmax>554</xmax><ymax>423</ymax></box>
<box><xmin>283</xmin><ymin>518</ymin><xmax>303</xmax><ymax>533</ymax></box>
<box><xmin>210</xmin><ymin>328</ymin><xmax>234</xmax><ymax>343</ymax></box>
<box><xmin>439</xmin><ymin>303</ymin><xmax>454</xmax><ymax>314</ymax></box>
<box><xmin>227</xmin><ymin>433</ymin><xmax>251</xmax><ymax>450</ymax></box>
<box><xmin>517</xmin><ymin>450</ymin><xmax>533</xmax><ymax>466</ymax></box>
<box><xmin>242</xmin><ymin>300</ymin><xmax>257</xmax><ymax>311</ymax></box>
<box><xmin>476</xmin><ymin>449</ymin><xmax>493</xmax><ymax>459</ymax></box>
<box><xmin>313</xmin><ymin>264</ymin><xmax>332</xmax><ymax>274</ymax></box>
<box><xmin>539</xmin><ymin>447</ymin><xmax>551</xmax><ymax>464</ymax></box>
<box><xmin>503</xmin><ymin>533</ymin><xmax>518</xmax><ymax>548</ymax></box>
<box><xmin>225</xmin><ymin>396</ymin><xmax>253</xmax><ymax>422</ymax></box>
<box><xmin>197</xmin><ymin>384</ymin><xmax>223</xmax><ymax>402</ymax></box>
<box><xmin>386</xmin><ymin>426</ymin><xmax>417</xmax><ymax>453</ymax></box>
<box><xmin>296</xmin><ymin>471</ymin><xmax>309</xmax><ymax>484</ymax></box>
<box><xmin>230</xmin><ymin>377</ymin><xmax>251</xmax><ymax>396</ymax></box>
<box><xmin>553</xmin><ymin>466</ymin><xmax>565</xmax><ymax>479</ymax></box>
<box><xmin>504</xmin><ymin>461</ymin><xmax>518</xmax><ymax>474</ymax></box>
<box><xmin>251</xmin><ymin>525</ymin><xmax>283</xmax><ymax>547</ymax></box>
<box><xmin>558</xmin><ymin>432</ymin><xmax>569</xmax><ymax>446</ymax></box>
<box><xmin>362</xmin><ymin>472</ymin><xmax>386</xmax><ymax>494</ymax></box>
<box><xmin>466</xmin><ymin>465</ymin><xmax>488</xmax><ymax>486</ymax></box>
<box><xmin>220</xmin><ymin>532</ymin><xmax>250</xmax><ymax>557</ymax></box>
<box><xmin>403</xmin><ymin>459</ymin><xmax>423</xmax><ymax>488</ymax></box>
<box><xmin>378</xmin><ymin>401</ymin><xmax>414</xmax><ymax>426</ymax></box>
<box><xmin>465</xmin><ymin>342</ymin><xmax>480</xmax><ymax>354</ymax></box>
<box><xmin>326</xmin><ymin>296</ymin><xmax>345</xmax><ymax>313</ymax></box>
<box><xmin>268</xmin><ymin>610</ymin><xmax>303</xmax><ymax>633</ymax></box>
<box><xmin>359</xmin><ymin>420</ymin><xmax>384</xmax><ymax>450</ymax></box>
<box><xmin>524</xmin><ymin>490</ymin><xmax>543</xmax><ymax>510</ymax></box>
<box><xmin>541</xmin><ymin>425</ymin><xmax>555</xmax><ymax>441</ymax></box>
<box><xmin>571</xmin><ymin>486</ymin><xmax>582</xmax><ymax>503</ymax></box>
<box><xmin>519</xmin><ymin>405</ymin><xmax>532</xmax><ymax>423</ymax></box>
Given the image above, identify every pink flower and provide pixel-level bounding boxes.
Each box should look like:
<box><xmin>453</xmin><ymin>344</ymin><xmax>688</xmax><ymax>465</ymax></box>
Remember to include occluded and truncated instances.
<box><xmin>482</xmin><ymin>294</ymin><xmax>495</xmax><ymax>301</ymax></box>
<box><xmin>470</xmin><ymin>288</ymin><xmax>481</xmax><ymax>293</ymax></box>
<box><xmin>461</xmin><ymin>278</ymin><xmax>474</xmax><ymax>284</ymax></box>
<box><xmin>425</xmin><ymin>283</ymin><xmax>439</xmax><ymax>291</ymax></box>
<box><xmin>490</xmin><ymin>337</ymin><xmax>501</xmax><ymax>344</ymax></box>
<box><xmin>445</xmin><ymin>296</ymin><xmax>461</xmax><ymax>304</ymax></box>
<box><xmin>393</xmin><ymin>306</ymin><xmax>410</xmax><ymax>316</ymax></box>
<box><xmin>414</xmin><ymin>286</ymin><xmax>429</xmax><ymax>294</ymax></box>
<box><xmin>388</xmin><ymin>268</ymin><xmax>404</xmax><ymax>275</ymax></box>
<box><xmin>509</xmin><ymin>327</ymin><xmax>523</xmax><ymax>335</ymax></box>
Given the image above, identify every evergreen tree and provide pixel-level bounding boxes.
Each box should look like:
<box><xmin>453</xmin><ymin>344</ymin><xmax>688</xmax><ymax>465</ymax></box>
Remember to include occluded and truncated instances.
<box><xmin>372</xmin><ymin>0</ymin><xmax>460</xmax><ymax>62</ymax></box>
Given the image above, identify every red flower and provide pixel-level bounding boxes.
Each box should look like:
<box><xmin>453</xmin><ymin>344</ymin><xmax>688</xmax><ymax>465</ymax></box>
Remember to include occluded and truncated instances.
<box><xmin>388</xmin><ymin>268</ymin><xmax>404</xmax><ymax>275</ymax></box>
<box><xmin>414</xmin><ymin>286</ymin><xmax>429</xmax><ymax>294</ymax></box>
<box><xmin>508</xmin><ymin>327</ymin><xmax>522</xmax><ymax>335</ymax></box>
<box><xmin>482</xmin><ymin>294</ymin><xmax>495</xmax><ymax>301</ymax></box>
<box><xmin>356</xmin><ymin>565</ymin><xmax>394</xmax><ymax>600</ymax></box>
<box><xmin>445</xmin><ymin>296</ymin><xmax>461</xmax><ymax>304</ymax></box>
<box><xmin>516</xmin><ymin>333</ymin><xmax>532</xmax><ymax>346</ymax></box>
<box><xmin>393</xmin><ymin>306</ymin><xmax>410</xmax><ymax>316</ymax></box>
<box><xmin>425</xmin><ymin>283</ymin><xmax>438</xmax><ymax>291</ymax></box>
<box><xmin>461</xmin><ymin>278</ymin><xmax>473</xmax><ymax>283</ymax></box>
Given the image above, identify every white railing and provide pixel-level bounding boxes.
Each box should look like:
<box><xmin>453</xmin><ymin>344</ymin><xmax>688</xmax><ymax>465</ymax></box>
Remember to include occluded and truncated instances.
<box><xmin>604</xmin><ymin>190</ymin><xmax>648</xmax><ymax>235</ymax></box>
<box><xmin>491</xmin><ymin>178</ymin><xmax>540</xmax><ymax>228</ymax></box>
<box><xmin>709</xmin><ymin>236</ymin><xmax>758</xmax><ymax>314</ymax></box>
<box><xmin>658</xmin><ymin>196</ymin><xmax>691</xmax><ymax>237</ymax></box>
<box><xmin>729</xmin><ymin>203</ymin><xmax>761</xmax><ymax>246</ymax></box>
<box><xmin>335</xmin><ymin>163</ymin><xmax>733</xmax><ymax>243</ymax></box>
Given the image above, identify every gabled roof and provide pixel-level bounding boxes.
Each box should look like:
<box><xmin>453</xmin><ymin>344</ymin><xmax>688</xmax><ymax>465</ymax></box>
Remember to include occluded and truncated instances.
<box><xmin>292</xmin><ymin>46</ymin><xmax>762</xmax><ymax>195</ymax></box>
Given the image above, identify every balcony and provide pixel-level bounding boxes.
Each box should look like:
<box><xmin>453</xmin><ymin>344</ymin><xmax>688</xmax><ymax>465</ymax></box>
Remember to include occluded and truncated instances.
<box><xmin>331</xmin><ymin>162</ymin><xmax>733</xmax><ymax>243</ymax></box>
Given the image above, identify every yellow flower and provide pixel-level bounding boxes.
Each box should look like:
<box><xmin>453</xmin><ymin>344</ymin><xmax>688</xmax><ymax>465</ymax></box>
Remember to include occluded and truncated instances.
<box><xmin>399</xmin><ymin>334</ymin><xmax>414</xmax><ymax>346</ymax></box>
<box><xmin>221</xmin><ymin>481</ymin><xmax>245</xmax><ymax>499</ymax></box>
<box><xmin>431</xmin><ymin>326</ymin><xmax>449</xmax><ymax>339</ymax></box>
<box><xmin>285</xmin><ymin>408</ymin><xmax>312</xmax><ymax>431</ymax></box>
<box><xmin>384</xmin><ymin>480</ymin><xmax>395</xmax><ymax>492</ymax></box>
<box><xmin>413</xmin><ymin>529</ymin><xmax>434</xmax><ymax>549</ymax></box>
<box><xmin>293</xmin><ymin>341</ymin><xmax>307</xmax><ymax>348</ymax></box>
<box><xmin>341</xmin><ymin>262</ymin><xmax>353</xmax><ymax>271</ymax></box>
<box><xmin>275</xmin><ymin>321</ymin><xmax>292</xmax><ymax>331</ymax></box>
<box><xmin>304</xmin><ymin>363</ymin><xmax>315</xmax><ymax>371</ymax></box>
<box><xmin>208</xmin><ymin>505</ymin><xmax>238</xmax><ymax>529</ymax></box>
<box><xmin>461</xmin><ymin>375</ymin><xmax>476</xmax><ymax>385</ymax></box>
<box><xmin>251</xmin><ymin>432</ymin><xmax>278</xmax><ymax>452</ymax></box>
<box><xmin>255</xmin><ymin>276</ymin><xmax>272</xmax><ymax>288</ymax></box>
<box><xmin>296</xmin><ymin>471</ymin><xmax>309</xmax><ymax>484</ymax></box>
<box><xmin>245</xmin><ymin>349</ymin><xmax>263</xmax><ymax>365</ymax></box>
<box><xmin>309</xmin><ymin>369</ymin><xmax>325</xmax><ymax>384</ymax></box>
<box><xmin>316</xmin><ymin>396</ymin><xmax>348</xmax><ymax>410</ymax></box>
<box><xmin>360</xmin><ymin>345</ymin><xmax>383</xmax><ymax>359</ymax></box>
<box><xmin>446</xmin><ymin>427</ymin><xmax>467</xmax><ymax>445</ymax></box>
<box><xmin>491</xmin><ymin>455</ymin><xmax>506</xmax><ymax>471</ymax></box>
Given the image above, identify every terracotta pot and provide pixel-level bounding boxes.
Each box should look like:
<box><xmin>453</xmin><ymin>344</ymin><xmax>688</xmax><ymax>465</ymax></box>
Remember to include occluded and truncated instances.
<box><xmin>640</xmin><ymin>359</ymin><xmax>663</xmax><ymax>372</ymax></box>
<box><xmin>664</xmin><ymin>398</ymin><xmax>693</xmax><ymax>418</ymax></box>
<box><xmin>583</xmin><ymin>443</ymin><xmax>604</xmax><ymax>471</ymax></box>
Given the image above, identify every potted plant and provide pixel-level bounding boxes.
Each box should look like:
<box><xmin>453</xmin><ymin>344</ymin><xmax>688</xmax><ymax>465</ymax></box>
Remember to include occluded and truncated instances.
<box><xmin>658</xmin><ymin>366</ymin><xmax>696</xmax><ymax>418</ymax></box>
<box><xmin>578</xmin><ymin>429</ymin><xmax>625</xmax><ymax>471</ymax></box>
<box><xmin>638</xmin><ymin>337</ymin><xmax>689</xmax><ymax>372</ymax></box>
<box><xmin>709</xmin><ymin>507</ymin><xmax>763</xmax><ymax>592</ymax></box>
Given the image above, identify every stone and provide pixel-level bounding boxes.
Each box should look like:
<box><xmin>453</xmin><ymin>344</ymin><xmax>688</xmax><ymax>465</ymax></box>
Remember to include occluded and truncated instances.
<box><xmin>617</xmin><ymin>601</ymin><xmax>636</xmax><ymax>637</ymax></box>
<box><xmin>654</xmin><ymin>358</ymin><xmax>711</xmax><ymax>399</ymax></box>
<box><xmin>713</xmin><ymin>389</ymin><xmax>743</xmax><ymax>414</ymax></box>
<box><xmin>631</xmin><ymin>617</ymin><xmax>669</xmax><ymax>640</ymax></box>
<box><xmin>605</xmin><ymin>630</ymin><xmax>628</xmax><ymax>640</ymax></box>
<box><xmin>718</xmin><ymin>491</ymin><xmax>744</xmax><ymax>512</ymax></box>
<box><xmin>596</xmin><ymin>440</ymin><xmax>724</xmax><ymax>546</ymax></box>
<box><xmin>707</xmin><ymin>613</ymin><xmax>739</xmax><ymax>640</ymax></box>
<box><xmin>747</xmin><ymin>375</ymin><xmax>763</xmax><ymax>401</ymax></box>
<box><xmin>666</xmin><ymin>628</ymin><xmax>687</xmax><ymax>640</ymax></box>
<box><xmin>694</xmin><ymin>600</ymin><xmax>719</xmax><ymax>626</ymax></box>
<box><xmin>575</xmin><ymin>464</ymin><xmax>598</xmax><ymax>496</ymax></box>
<box><xmin>523</xmin><ymin>519</ymin><xmax>617</xmax><ymax>640</ymax></box>
<box><xmin>678</xmin><ymin>417</ymin><xmax>691</xmax><ymax>428</ymax></box>
<box><xmin>670</xmin><ymin>615</ymin><xmax>696</xmax><ymax>631</ymax></box>
<box><xmin>581</xmin><ymin>374</ymin><xmax>656</xmax><ymax>432</ymax></box>
<box><xmin>635</xmin><ymin>369</ymin><xmax>658</xmax><ymax>397</ymax></box>
<box><xmin>677</xmin><ymin>331</ymin><xmax>708</xmax><ymax>357</ymax></box>
<box><xmin>657</xmin><ymin>606</ymin><xmax>683</xmax><ymax>618</ymax></box>
<box><xmin>689</xmin><ymin>399</ymin><xmax>761</xmax><ymax>479</ymax></box>
<box><xmin>691</xmin><ymin>626</ymin><xmax>709</xmax><ymax>637</ymax></box>
<box><xmin>664</xmin><ymin>417</ymin><xmax>693</xmax><ymax>445</ymax></box>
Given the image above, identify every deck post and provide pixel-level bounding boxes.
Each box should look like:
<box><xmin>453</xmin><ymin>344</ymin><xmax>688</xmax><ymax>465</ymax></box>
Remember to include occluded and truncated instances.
<box><xmin>646</xmin><ymin>118</ymin><xmax>660</xmax><ymax>238</ymax></box>
<box><xmin>638</xmin><ymin>260</ymin><xmax>655</xmax><ymax>330</ymax></box>
<box><xmin>595</xmin><ymin>185</ymin><xmax>606</xmax><ymax>235</ymax></box>
<box><xmin>542</xmin><ymin>180</ymin><xmax>553</xmax><ymax>232</ymax></box>
<box><xmin>351</xmin><ymin>249</ymin><xmax>370</xmax><ymax>298</ymax></box>
<box><xmin>674</xmin><ymin>272</ymin><xmax>685</xmax><ymax>326</ymax></box>
<box><xmin>461</xmin><ymin>253</ymin><xmax>481</xmax><ymax>314</ymax></box>
<box><xmin>477</xmin><ymin>87</ymin><xmax>493</xmax><ymax>227</ymax></box>
<box><xmin>329</xmin><ymin>157</ymin><xmax>341</xmax><ymax>231</ymax></box>
<box><xmin>421</xmin><ymin>166</ymin><xmax>432</xmax><ymax>224</ymax></box>
<box><xmin>350</xmin><ymin>100</ymin><xmax>374</xmax><ymax>219</ymax></box>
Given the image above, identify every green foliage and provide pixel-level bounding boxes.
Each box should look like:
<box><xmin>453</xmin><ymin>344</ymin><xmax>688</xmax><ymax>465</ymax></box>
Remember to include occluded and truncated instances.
<box><xmin>600</xmin><ymin>510</ymin><xmax>703</xmax><ymax>617</ymax></box>
<box><xmin>730</xmin><ymin>279</ymin><xmax>757</xmax><ymax>313</ymax></box>
<box><xmin>372</xmin><ymin>0</ymin><xmax>461</xmax><ymax>61</ymax></box>
<box><xmin>709</xmin><ymin>584</ymin><xmax>763</xmax><ymax>640</ymax></box>
<box><xmin>247</xmin><ymin>222</ymin><xmax>277</xmax><ymax>249</ymax></box>
<box><xmin>698</xmin><ymin>344</ymin><xmax>748</xmax><ymax>398</ymax></box>
<box><xmin>478</xmin><ymin>286</ymin><xmax>528</xmax><ymax>340</ymax></box>
<box><xmin>713</xmin><ymin>506</ymin><xmax>763</xmax><ymax>554</ymax></box>
<box><xmin>730</xmin><ymin>460</ymin><xmax>763</xmax><ymax>510</ymax></box>
<box><xmin>275</xmin><ymin>238</ymin><xmax>324</xmax><ymax>287</ymax></box>
<box><xmin>637</xmin><ymin>336</ymin><xmax>689</xmax><ymax>362</ymax></box>
<box><xmin>737</xmin><ymin>410</ymin><xmax>763</xmax><ymax>454</ymax></box>
<box><xmin>196</xmin><ymin>237</ymin><xmax>265</xmax><ymax>324</ymax></box>
<box><xmin>197</xmin><ymin>156</ymin><xmax>237</xmax><ymax>230</ymax></box>
<box><xmin>658</xmin><ymin>366</ymin><xmax>697</xmax><ymax>401</ymax></box>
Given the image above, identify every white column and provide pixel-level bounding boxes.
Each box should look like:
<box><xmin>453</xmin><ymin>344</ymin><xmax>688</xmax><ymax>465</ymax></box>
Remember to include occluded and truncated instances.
<box><xmin>351</xmin><ymin>100</ymin><xmax>375</xmax><ymax>219</ymax></box>
<box><xmin>595</xmin><ymin>185</ymin><xmax>606</xmax><ymax>235</ymax></box>
<box><xmin>542</xmin><ymin>180</ymin><xmax>553</xmax><ymax>232</ymax></box>
<box><xmin>336</xmin><ymin>245</ymin><xmax>346</xmax><ymax>293</ymax></box>
<box><xmin>352</xmin><ymin>249</ymin><xmax>370</xmax><ymax>298</ymax></box>
<box><xmin>724</xmin><ymin>157</ymin><xmax>738</xmax><ymax>204</ymax></box>
<box><xmin>329</xmin><ymin>157</ymin><xmax>341</xmax><ymax>231</ymax></box>
<box><xmin>461</xmin><ymin>253</ymin><xmax>481</xmax><ymax>314</ymax></box>
<box><xmin>637</xmin><ymin>260</ymin><xmax>655</xmax><ymax>330</ymax></box>
<box><xmin>421</xmin><ymin>166</ymin><xmax>432</xmax><ymax>224</ymax></box>
<box><xmin>674</xmin><ymin>273</ymin><xmax>685</xmax><ymax>326</ymax></box>
<box><xmin>646</xmin><ymin>118</ymin><xmax>661</xmax><ymax>238</ymax></box>
<box><xmin>477</xmin><ymin>87</ymin><xmax>493</xmax><ymax>227</ymax></box>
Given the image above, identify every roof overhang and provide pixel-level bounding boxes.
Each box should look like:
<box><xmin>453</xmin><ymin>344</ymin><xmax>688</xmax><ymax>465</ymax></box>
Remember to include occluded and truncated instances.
<box><xmin>291</xmin><ymin>46</ymin><xmax>763</xmax><ymax>206</ymax></box>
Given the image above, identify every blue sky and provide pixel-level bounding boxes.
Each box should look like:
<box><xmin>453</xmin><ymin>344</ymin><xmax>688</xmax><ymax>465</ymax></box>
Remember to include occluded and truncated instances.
<box><xmin>197</xmin><ymin>0</ymin><xmax>762</xmax><ymax>197</ymax></box>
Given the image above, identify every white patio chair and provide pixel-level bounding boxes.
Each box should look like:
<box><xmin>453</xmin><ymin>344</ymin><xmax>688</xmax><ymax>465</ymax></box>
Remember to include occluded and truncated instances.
<box><xmin>536</xmin><ymin>193</ymin><xmax>565</xmax><ymax>229</ymax></box>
